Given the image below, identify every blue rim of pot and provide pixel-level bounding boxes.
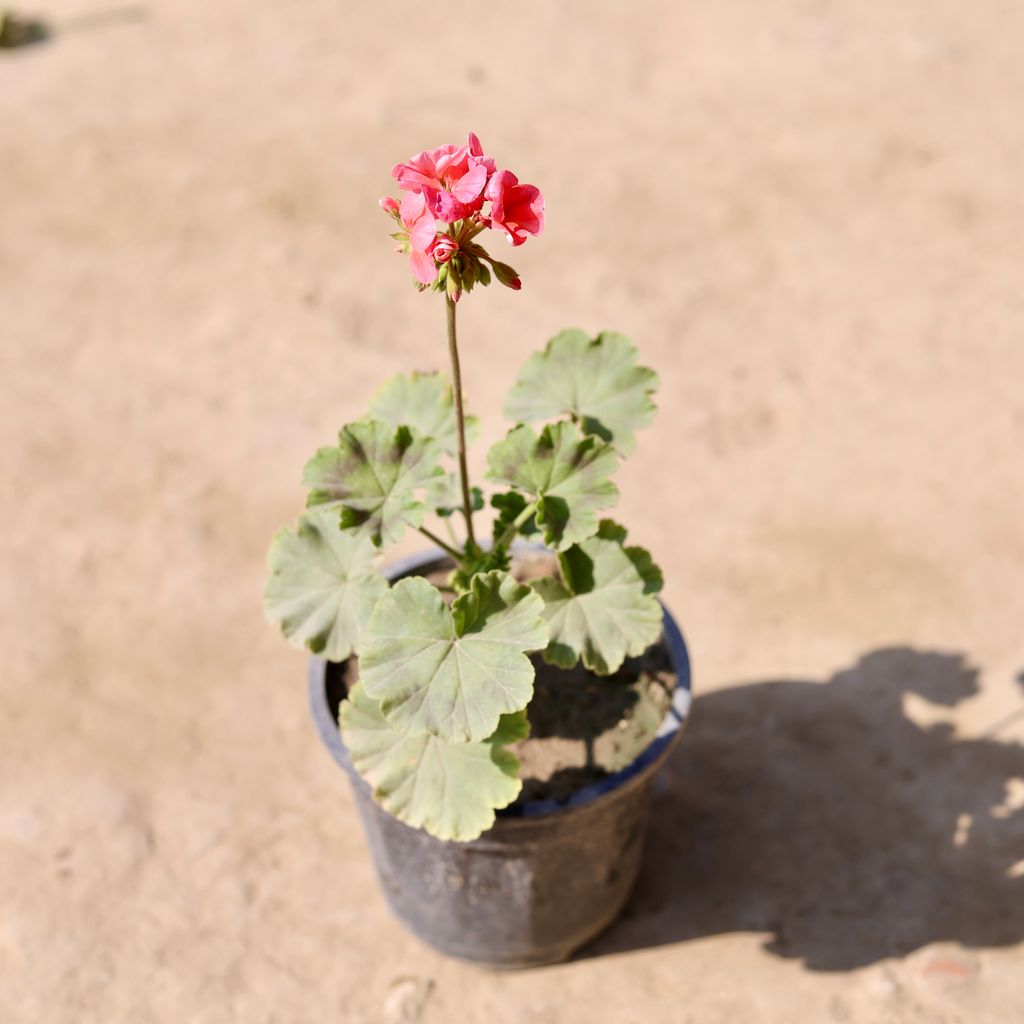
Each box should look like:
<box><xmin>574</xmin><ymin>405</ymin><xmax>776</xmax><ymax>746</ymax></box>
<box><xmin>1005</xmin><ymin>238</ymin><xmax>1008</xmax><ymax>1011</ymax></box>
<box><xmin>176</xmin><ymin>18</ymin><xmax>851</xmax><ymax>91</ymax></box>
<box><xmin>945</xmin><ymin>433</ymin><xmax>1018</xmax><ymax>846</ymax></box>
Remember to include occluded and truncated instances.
<box><xmin>307</xmin><ymin>545</ymin><xmax>692</xmax><ymax>823</ymax></box>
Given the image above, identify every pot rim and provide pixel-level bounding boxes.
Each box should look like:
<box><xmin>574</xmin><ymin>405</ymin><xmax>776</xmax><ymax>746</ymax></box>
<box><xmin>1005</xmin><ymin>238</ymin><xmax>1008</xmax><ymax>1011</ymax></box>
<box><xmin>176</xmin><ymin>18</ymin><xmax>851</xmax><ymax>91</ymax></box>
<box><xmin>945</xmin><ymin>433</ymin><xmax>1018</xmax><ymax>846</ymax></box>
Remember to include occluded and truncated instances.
<box><xmin>307</xmin><ymin>544</ymin><xmax>692</xmax><ymax>826</ymax></box>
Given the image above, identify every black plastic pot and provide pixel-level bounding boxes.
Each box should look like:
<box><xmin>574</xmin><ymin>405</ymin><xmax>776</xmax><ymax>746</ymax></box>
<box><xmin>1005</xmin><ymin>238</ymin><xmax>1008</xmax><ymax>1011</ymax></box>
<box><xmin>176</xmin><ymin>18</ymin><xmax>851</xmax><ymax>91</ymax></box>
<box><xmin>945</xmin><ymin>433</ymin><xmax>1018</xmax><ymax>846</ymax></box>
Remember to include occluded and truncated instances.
<box><xmin>308</xmin><ymin>549</ymin><xmax>692</xmax><ymax>968</ymax></box>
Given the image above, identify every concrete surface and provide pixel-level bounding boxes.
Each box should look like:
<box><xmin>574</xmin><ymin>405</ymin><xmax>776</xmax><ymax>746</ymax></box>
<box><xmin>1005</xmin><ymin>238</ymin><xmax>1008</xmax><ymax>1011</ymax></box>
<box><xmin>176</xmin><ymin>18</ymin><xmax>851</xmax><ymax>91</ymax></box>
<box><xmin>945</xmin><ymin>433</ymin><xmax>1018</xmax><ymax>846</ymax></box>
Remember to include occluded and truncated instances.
<box><xmin>2</xmin><ymin>1</ymin><xmax>1022</xmax><ymax>1021</ymax></box>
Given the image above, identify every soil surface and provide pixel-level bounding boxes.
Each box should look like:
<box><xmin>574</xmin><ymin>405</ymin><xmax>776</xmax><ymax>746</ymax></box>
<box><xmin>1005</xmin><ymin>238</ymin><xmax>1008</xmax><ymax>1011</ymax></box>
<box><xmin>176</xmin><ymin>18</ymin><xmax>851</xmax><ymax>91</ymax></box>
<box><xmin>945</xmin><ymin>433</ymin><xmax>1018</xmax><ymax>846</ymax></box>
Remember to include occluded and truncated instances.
<box><xmin>3</xmin><ymin>3</ymin><xmax>1024</xmax><ymax>1022</ymax></box>
<box><xmin>512</xmin><ymin>643</ymin><xmax>675</xmax><ymax>803</ymax></box>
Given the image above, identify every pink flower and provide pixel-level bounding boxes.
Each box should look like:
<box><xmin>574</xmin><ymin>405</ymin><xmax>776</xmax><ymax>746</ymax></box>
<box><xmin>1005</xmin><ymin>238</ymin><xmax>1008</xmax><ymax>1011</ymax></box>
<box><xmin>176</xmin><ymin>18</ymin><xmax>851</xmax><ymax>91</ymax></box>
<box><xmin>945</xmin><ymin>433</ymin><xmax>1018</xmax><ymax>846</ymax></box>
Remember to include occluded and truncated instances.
<box><xmin>392</xmin><ymin>132</ymin><xmax>493</xmax><ymax>223</ymax></box>
<box><xmin>485</xmin><ymin>170</ymin><xmax>544</xmax><ymax>246</ymax></box>
<box><xmin>432</xmin><ymin>236</ymin><xmax>459</xmax><ymax>264</ymax></box>
<box><xmin>399</xmin><ymin>192</ymin><xmax>438</xmax><ymax>284</ymax></box>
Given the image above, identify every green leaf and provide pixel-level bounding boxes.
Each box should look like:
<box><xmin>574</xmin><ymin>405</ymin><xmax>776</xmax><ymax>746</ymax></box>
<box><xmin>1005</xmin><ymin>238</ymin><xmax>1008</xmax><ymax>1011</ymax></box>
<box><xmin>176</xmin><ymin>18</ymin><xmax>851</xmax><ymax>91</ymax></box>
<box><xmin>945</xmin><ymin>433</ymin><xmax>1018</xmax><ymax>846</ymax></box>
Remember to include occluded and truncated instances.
<box><xmin>340</xmin><ymin>682</ymin><xmax>522</xmax><ymax>841</ymax></box>
<box><xmin>427</xmin><ymin>473</ymin><xmax>483</xmax><ymax>519</ymax></box>
<box><xmin>448</xmin><ymin>543</ymin><xmax>510</xmax><ymax>593</ymax></box>
<box><xmin>367</xmin><ymin>371</ymin><xmax>479</xmax><ymax>456</ymax></box>
<box><xmin>531</xmin><ymin>520</ymin><xmax>663</xmax><ymax>674</ymax></box>
<box><xmin>578</xmin><ymin>520</ymin><xmax>663</xmax><ymax>593</ymax></box>
<box><xmin>504</xmin><ymin>329</ymin><xmax>659</xmax><ymax>453</ymax></box>
<box><xmin>486</xmin><ymin>422</ymin><xmax>619</xmax><ymax>550</ymax></box>
<box><xmin>359</xmin><ymin>571</ymin><xmax>548</xmax><ymax>743</ymax></box>
<box><xmin>302</xmin><ymin>421</ymin><xmax>444</xmax><ymax>547</ymax></box>
<box><xmin>488</xmin><ymin>708</ymin><xmax>531</xmax><ymax>745</ymax></box>
<box><xmin>263</xmin><ymin>508</ymin><xmax>387</xmax><ymax>661</ymax></box>
<box><xmin>490</xmin><ymin>491</ymin><xmax>539</xmax><ymax>544</ymax></box>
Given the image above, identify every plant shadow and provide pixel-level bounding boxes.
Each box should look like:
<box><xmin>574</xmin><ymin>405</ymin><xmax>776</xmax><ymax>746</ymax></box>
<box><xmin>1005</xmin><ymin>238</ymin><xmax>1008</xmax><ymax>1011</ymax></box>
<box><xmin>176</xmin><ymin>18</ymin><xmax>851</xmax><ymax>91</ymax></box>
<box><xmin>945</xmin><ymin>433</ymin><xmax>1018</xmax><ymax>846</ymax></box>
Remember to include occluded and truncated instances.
<box><xmin>0</xmin><ymin>11</ymin><xmax>50</xmax><ymax>49</ymax></box>
<box><xmin>580</xmin><ymin>647</ymin><xmax>1024</xmax><ymax>970</ymax></box>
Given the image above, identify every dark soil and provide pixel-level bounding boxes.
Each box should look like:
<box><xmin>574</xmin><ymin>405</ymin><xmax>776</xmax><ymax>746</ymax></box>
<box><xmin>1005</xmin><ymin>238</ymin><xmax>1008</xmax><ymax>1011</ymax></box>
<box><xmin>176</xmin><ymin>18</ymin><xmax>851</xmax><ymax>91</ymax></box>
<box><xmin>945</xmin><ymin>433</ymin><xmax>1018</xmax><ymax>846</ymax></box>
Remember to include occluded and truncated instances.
<box><xmin>330</xmin><ymin>550</ymin><xmax>677</xmax><ymax>808</ymax></box>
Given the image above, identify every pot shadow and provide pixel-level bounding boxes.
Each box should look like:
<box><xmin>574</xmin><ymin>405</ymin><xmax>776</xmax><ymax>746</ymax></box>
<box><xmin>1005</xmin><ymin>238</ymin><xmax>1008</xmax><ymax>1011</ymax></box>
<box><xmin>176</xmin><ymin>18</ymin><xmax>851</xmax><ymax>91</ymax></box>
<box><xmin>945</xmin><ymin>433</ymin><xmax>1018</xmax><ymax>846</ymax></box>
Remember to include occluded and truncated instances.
<box><xmin>580</xmin><ymin>647</ymin><xmax>1024</xmax><ymax>970</ymax></box>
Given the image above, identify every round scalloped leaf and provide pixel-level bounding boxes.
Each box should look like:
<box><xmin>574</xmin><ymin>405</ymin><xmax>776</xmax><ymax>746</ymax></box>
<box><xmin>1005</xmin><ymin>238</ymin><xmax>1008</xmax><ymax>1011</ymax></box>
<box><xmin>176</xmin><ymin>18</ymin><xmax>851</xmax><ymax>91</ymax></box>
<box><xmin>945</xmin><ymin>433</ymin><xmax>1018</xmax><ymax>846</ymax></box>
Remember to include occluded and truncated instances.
<box><xmin>340</xmin><ymin>682</ymin><xmax>522</xmax><ymax>841</ymax></box>
<box><xmin>359</xmin><ymin>571</ymin><xmax>548</xmax><ymax>743</ymax></box>
<box><xmin>503</xmin><ymin>329</ymin><xmax>658</xmax><ymax>453</ymax></box>
<box><xmin>531</xmin><ymin>521</ymin><xmax>663</xmax><ymax>674</ymax></box>
<box><xmin>263</xmin><ymin>508</ymin><xmax>388</xmax><ymax>661</ymax></box>
<box><xmin>486</xmin><ymin>422</ymin><xmax>619</xmax><ymax>550</ymax></box>
<box><xmin>302</xmin><ymin>421</ymin><xmax>444</xmax><ymax>547</ymax></box>
<box><xmin>367</xmin><ymin>370</ymin><xmax>479</xmax><ymax>456</ymax></box>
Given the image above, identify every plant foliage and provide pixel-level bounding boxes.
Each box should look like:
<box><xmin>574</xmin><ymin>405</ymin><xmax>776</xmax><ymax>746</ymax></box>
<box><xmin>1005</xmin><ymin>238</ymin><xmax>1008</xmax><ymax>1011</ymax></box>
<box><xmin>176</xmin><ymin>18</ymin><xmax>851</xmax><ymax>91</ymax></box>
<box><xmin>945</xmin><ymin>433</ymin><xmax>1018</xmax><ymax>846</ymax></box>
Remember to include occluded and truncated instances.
<box><xmin>530</xmin><ymin>520</ymin><xmax>663</xmax><ymax>674</ymax></box>
<box><xmin>263</xmin><ymin>508</ymin><xmax>387</xmax><ymax>661</ymax></box>
<box><xmin>340</xmin><ymin>682</ymin><xmax>523</xmax><ymax>841</ymax></box>
<box><xmin>303</xmin><ymin>420</ymin><xmax>443</xmax><ymax>547</ymax></box>
<box><xmin>359</xmin><ymin>572</ymin><xmax>547</xmax><ymax>743</ymax></box>
<box><xmin>266</xmin><ymin>330</ymin><xmax>663</xmax><ymax>841</ymax></box>
<box><xmin>367</xmin><ymin>370</ymin><xmax>479</xmax><ymax>456</ymax></box>
<box><xmin>486</xmin><ymin>422</ymin><xmax>619</xmax><ymax>550</ymax></box>
<box><xmin>504</xmin><ymin>329</ymin><xmax>658</xmax><ymax>453</ymax></box>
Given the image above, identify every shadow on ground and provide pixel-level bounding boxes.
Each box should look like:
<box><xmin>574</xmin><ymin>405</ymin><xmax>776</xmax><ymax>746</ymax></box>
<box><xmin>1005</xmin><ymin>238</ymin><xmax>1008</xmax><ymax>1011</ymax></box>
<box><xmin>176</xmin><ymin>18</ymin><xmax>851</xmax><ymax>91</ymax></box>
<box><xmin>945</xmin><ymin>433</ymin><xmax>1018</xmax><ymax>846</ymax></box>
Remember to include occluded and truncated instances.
<box><xmin>582</xmin><ymin>647</ymin><xmax>1024</xmax><ymax>970</ymax></box>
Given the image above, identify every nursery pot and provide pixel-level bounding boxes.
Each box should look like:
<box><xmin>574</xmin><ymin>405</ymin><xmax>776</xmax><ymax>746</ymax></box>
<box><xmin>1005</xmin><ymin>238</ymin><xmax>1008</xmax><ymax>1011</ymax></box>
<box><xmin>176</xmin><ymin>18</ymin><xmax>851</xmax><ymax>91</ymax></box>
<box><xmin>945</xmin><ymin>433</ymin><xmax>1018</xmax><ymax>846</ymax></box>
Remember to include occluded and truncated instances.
<box><xmin>308</xmin><ymin>549</ymin><xmax>692</xmax><ymax>969</ymax></box>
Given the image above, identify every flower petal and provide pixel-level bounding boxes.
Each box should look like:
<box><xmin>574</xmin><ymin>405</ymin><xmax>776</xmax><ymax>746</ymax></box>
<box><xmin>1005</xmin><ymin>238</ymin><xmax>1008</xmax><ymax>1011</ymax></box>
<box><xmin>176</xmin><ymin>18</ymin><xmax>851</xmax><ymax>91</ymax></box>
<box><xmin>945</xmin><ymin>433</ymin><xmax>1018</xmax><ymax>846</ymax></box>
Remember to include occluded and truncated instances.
<box><xmin>485</xmin><ymin>168</ymin><xmax>518</xmax><ymax>207</ymax></box>
<box><xmin>451</xmin><ymin>161</ymin><xmax>488</xmax><ymax>203</ymax></box>
<box><xmin>409</xmin><ymin>215</ymin><xmax>438</xmax><ymax>254</ymax></box>
<box><xmin>504</xmin><ymin>183</ymin><xmax>544</xmax><ymax>237</ymax></box>
<box><xmin>392</xmin><ymin>151</ymin><xmax>441</xmax><ymax>192</ymax></box>
<box><xmin>409</xmin><ymin>249</ymin><xmax>437</xmax><ymax>284</ymax></box>
<box><xmin>430</xmin><ymin>189</ymin><xmax>470</xmax><ymax>222</ymax></box>
<box><xmin>399</xmin><ymin>191</ymin><xmax>427</xmax><ymax>228</ymax></box>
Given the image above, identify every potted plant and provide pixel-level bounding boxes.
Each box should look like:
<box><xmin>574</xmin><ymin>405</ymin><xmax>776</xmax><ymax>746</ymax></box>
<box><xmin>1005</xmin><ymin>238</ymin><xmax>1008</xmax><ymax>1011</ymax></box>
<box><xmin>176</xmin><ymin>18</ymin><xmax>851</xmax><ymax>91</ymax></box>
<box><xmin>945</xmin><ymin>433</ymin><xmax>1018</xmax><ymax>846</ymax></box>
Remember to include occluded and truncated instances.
<box><xmin>264</xmin><ymin>133</ymin><xmax>691</xmax><ymax>968</ymax></box>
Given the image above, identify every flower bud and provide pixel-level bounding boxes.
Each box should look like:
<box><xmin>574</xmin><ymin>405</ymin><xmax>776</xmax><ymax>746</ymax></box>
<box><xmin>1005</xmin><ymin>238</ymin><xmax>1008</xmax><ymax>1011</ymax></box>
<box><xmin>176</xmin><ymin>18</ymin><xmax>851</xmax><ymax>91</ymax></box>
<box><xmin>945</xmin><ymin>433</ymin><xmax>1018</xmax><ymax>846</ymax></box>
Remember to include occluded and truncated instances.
<box><xmin>445</xmin><ymin>263</ymin><xmax>463</xmax><ymax>302</ymax></box>
<box><xmin>378</xmin><ymin>196</ymin><xmax>400</xmax><ymax>217</ymax></box>
<box><xmin>461</xmin><ymin>258</ymin><xmax>477</xmax><ymax>293</ymax></box>
<box><xmin>491</xmin><ymin>260</ymin><xmax>522</xmax><ymax>290</ymax></box>
<box><xmin>433</xmin><ymin>236</ymin><xmax>459</xmax><ymax>264</ymax></box>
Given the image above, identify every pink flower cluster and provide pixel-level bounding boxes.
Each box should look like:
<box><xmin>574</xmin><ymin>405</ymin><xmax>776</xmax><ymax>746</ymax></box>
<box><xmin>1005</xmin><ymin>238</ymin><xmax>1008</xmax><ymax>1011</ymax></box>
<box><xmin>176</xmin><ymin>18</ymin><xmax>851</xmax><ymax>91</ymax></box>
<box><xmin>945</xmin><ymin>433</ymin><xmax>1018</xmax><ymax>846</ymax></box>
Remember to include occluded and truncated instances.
<box><xmin>380</xmin><ymin>132</ymin><xmax>544</xmax><ymax>290</ymax></box>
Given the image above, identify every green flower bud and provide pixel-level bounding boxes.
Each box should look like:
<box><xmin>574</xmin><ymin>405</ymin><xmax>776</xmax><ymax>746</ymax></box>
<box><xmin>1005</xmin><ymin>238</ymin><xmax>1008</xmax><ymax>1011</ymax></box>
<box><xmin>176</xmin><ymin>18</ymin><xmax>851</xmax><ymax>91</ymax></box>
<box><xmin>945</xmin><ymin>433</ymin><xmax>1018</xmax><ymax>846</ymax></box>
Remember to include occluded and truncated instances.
<box><xmin>461</xmin><ymin>258</ymin><xmax>478</xmax><ymax>293</ymax></box>
<box><xmin>445</xmin><ymin>263</ymin><xmax>462</xmax><ymax>302</ymax></box>
<box><xmin>491</xmin><ymin>260</ymin><xmax>522</xmax><ymax>291</ymax></box>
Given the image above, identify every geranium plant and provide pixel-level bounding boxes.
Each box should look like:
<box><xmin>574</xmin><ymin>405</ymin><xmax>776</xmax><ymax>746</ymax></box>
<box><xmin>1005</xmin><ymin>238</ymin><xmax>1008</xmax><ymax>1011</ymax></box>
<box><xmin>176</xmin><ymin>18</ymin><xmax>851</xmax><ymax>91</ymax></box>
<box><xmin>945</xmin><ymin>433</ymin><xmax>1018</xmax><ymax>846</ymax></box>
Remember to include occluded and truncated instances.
<box><xmin>265</xmin><ymin>133</ymin><xmax>662</xmax><ymax>841</ymax></box>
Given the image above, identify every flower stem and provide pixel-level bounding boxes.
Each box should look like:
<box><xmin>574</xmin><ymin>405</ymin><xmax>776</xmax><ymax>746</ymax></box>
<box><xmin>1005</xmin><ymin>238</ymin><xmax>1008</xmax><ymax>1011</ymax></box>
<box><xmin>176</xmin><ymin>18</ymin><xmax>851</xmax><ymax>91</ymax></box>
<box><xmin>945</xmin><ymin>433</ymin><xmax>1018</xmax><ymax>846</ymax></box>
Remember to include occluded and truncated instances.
<box><xmin>417</xmin><ymin>526</ymin><xmax>463</xmax><ymax>562</ymax></box>
<box><xmin>446</xmin><ymin>296</ymin><xmax>477</xmax><ymax>548</ymax></box>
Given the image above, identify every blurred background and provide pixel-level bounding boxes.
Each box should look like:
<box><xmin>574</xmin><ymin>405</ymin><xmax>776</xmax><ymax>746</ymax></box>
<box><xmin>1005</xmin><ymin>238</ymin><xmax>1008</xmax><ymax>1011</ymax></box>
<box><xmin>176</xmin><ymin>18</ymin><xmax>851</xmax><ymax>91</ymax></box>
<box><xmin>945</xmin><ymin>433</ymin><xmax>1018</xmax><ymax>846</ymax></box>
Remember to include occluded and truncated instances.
<box><xmin>2</xmin><ymin>2</ymin><xmax>1022</xmax><ymax>1021</ymax></box>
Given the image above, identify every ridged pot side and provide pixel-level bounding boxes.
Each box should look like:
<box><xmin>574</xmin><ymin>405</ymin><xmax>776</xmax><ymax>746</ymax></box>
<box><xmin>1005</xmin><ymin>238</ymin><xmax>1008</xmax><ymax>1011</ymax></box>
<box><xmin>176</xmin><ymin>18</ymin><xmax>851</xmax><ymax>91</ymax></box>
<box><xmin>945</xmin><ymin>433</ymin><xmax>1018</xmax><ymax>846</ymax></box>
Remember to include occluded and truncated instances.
<box><xmin>308</xmin><ymin>549</ymin><xmax>692</xmax><ymax>968</ymax></box>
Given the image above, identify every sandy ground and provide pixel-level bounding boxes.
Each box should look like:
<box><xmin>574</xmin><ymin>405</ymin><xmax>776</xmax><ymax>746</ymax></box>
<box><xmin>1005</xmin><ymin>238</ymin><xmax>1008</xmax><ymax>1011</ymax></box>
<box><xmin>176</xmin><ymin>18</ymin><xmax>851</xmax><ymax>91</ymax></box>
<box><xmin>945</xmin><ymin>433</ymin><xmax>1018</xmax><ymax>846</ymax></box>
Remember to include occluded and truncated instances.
<box><xmin>2</xmin><ymin>1</ymin><xmax>1023</xmax><ymax>1021</ymax></box>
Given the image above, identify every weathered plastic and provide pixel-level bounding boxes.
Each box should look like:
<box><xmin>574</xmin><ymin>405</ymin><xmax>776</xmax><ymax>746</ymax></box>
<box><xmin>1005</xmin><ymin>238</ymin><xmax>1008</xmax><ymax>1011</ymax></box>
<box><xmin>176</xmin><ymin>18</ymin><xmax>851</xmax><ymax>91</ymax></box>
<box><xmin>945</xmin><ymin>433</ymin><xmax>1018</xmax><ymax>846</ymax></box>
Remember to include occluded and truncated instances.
<box><xmin>308</xmin><ymin>549</ymin><xmax>692</xmax><ymax>968</ymax></box>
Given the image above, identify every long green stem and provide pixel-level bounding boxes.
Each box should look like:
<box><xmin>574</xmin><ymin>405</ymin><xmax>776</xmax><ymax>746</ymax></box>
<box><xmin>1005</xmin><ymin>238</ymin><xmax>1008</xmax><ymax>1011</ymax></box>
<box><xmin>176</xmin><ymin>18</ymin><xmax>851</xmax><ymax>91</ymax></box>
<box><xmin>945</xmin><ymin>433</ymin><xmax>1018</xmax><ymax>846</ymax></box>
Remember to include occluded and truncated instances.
<box><xmin>418</xmin><ymin>526</ymin><xmax>463</xmax><ymax>561</ymax></box>
<box><xmin>446</xmin><ymin>296</ymin><xmax>477</xmax><ymax>548</ymax></box>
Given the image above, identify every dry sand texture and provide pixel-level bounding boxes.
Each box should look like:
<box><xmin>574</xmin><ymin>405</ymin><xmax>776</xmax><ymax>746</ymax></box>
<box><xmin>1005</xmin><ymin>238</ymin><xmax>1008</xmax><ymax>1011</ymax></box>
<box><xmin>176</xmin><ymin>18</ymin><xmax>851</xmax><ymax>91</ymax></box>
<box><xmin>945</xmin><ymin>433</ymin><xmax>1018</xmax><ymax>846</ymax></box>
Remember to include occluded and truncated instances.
<box><xmin>2</xmin><ymin>1</ymin><xmax>1023</xmax><ymax>1021</ymax></box>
